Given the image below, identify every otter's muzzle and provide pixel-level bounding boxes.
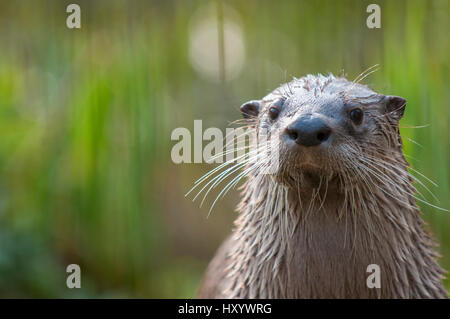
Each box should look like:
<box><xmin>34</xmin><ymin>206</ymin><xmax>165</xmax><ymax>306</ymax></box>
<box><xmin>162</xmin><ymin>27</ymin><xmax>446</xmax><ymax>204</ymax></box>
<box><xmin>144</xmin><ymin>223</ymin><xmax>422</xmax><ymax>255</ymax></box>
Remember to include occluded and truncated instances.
<box><xmin>285</xmin><ymin>115</ymin><xmax>332</xmax><ymax>147</ymax></box>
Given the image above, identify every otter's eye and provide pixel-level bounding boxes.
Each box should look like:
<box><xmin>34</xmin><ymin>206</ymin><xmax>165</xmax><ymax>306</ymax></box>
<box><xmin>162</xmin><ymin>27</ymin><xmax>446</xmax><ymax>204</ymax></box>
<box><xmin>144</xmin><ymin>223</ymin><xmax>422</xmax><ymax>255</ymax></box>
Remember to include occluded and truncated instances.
<box><xmin>349</xmin><ymin>108</ymin><xmax>363</xmax><ymax>125</ymax></box>
<box><xmin>268</xmin><ymin>106</ymin><xmax>280</xmax><ymax>120</ymax></box>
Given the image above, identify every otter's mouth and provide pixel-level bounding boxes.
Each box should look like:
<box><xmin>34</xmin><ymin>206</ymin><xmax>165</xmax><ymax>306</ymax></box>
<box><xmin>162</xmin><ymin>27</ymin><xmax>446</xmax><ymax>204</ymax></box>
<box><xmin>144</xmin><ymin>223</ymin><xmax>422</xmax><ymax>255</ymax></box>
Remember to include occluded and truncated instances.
<box><xmin>291</xmin><ymin>150</ymin><xmax>330</xmax><ymax>174</ymax></box>
<box><xmin>283</xmin><ymin>160</ymin><xmax>338</xmax><ymax>188</ymax></box>
<box><xmin>279</xmin><ymin>141</ymin><xmax>338</xmax><ymax>188</ymax></box>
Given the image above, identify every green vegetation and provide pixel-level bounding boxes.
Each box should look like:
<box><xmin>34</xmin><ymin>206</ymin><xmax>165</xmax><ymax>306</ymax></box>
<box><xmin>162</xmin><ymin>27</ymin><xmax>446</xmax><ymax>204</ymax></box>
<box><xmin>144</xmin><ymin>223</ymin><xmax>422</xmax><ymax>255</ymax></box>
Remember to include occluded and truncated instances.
<box><xmin>0</xmin><ymin>0</ymin><xmax>449</xmax><ymax>297</ymax></box>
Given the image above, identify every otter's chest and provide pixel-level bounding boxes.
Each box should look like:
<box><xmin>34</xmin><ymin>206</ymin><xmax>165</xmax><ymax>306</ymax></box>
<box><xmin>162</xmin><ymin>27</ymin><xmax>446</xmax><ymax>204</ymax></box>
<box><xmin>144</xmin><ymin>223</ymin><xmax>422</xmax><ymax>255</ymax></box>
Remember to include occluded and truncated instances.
<box><xmin>283</xmin><ymin>212</ymin><xmax>386</xmax><ymax>298</ymax></box>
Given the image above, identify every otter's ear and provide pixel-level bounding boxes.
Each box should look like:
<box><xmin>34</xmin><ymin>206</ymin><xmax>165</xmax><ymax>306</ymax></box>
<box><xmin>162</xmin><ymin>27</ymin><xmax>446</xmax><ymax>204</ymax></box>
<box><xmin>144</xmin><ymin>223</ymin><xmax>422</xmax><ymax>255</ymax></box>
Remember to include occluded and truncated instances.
<box><xmin>240</xmin><ymin>100</ymin><xmax>260</xmax><ymax>119</ymax></box>
<box><xmin>384</xmin><ymin>95</ymin><xmax>406</xmax><ymax>121</ymax></box>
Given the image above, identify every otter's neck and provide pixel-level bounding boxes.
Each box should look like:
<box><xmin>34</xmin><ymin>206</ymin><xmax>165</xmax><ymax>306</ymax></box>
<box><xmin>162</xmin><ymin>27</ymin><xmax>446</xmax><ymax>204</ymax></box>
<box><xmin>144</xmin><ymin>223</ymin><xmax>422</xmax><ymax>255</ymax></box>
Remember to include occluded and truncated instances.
<box><xmin>225</xmin><ymin>171</ymin><xmax>446</xmax><ymax>298</ymax></box>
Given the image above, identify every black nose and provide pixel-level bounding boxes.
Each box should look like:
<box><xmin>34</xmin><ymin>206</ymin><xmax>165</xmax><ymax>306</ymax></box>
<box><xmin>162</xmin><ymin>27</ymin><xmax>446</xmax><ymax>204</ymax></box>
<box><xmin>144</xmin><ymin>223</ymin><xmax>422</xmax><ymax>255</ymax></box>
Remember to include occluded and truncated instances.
<box><xmin>285</xmin><ymin>116</ymin><xmax>332</xmax><ymax>146</ymax></box>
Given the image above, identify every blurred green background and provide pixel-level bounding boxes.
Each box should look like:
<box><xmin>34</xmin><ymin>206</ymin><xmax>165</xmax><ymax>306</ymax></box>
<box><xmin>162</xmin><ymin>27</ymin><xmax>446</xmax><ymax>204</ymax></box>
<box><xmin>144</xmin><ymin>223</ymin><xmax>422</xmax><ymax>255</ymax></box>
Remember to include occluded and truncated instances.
<box><xmin>0</xmin><ymin>0</ymin><xmax>449</xmax><ymax>297</ymax></box>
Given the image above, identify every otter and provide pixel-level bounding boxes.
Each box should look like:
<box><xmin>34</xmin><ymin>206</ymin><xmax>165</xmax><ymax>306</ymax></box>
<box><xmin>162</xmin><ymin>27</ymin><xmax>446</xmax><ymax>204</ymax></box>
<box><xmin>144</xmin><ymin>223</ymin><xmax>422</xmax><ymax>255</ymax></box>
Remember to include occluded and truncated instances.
<box><xmin>195</xmin><ymin>73</ymin><xmax>447</xmax><ymax>298</ymax></box>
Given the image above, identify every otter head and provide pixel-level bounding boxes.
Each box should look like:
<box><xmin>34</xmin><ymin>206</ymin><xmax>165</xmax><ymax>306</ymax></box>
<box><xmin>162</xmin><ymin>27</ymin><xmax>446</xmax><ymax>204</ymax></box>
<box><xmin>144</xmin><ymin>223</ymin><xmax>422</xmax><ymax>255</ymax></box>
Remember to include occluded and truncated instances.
<box><xmin>240</xmin><ymin>74</ymin><xmax>407</xmax><ymax>191</ymax></box>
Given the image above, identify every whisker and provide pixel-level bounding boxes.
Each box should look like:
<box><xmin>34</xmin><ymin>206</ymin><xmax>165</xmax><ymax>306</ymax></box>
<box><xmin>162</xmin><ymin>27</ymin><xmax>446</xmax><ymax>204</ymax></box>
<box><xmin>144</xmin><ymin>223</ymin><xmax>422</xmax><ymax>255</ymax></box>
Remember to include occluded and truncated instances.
<box><xmin>185</xmin><ymin>150</ymin><xmax>255</xmax><ymax>197</ymax></box>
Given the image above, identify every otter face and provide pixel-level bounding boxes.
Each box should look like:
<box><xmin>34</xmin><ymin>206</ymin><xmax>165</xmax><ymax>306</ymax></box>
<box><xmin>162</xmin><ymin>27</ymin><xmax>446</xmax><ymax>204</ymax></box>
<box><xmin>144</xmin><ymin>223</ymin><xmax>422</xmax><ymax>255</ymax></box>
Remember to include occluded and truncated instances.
<box><xmin>240</xmin><ymin>74</ymin><xmax>407</xmax><ymax>187</ymax></box>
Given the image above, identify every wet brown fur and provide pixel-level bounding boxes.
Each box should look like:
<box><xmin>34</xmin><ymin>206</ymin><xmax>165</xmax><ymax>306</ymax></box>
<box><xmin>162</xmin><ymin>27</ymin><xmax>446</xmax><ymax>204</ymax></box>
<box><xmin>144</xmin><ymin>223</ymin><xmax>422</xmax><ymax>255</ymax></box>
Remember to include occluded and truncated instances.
<box><xmin>197</xmin><ymin>74</ymin><xmax>448</xmax><ymax>299</ymax></box>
